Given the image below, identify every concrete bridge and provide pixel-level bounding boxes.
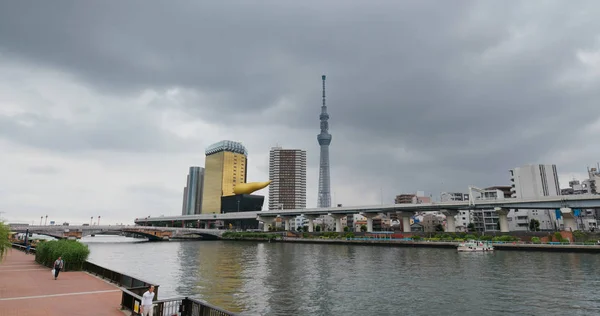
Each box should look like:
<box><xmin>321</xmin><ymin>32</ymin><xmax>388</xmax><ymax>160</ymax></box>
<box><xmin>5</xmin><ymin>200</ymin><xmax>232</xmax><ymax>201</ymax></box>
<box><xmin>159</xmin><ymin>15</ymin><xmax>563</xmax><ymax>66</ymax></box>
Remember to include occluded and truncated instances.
<box><xmin>134</xmin><ymin>194</ymin><xmax>600</xmax><ymax>234</ymax></box>
<box><xmin>9</xmin><ymin>225</ymin><xmax>225</xmax><ymax>241</ymax></box>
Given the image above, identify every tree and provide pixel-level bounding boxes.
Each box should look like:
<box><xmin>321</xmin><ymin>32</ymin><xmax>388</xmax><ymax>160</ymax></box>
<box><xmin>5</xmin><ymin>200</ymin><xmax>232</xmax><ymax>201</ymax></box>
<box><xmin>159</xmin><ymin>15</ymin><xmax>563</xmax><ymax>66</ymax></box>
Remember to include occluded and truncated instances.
<box><xmin>343</xmin><ymin>226</ymin><xmax>349</xmax><ymax>232</ymax></box>
<box><xmin>315</xmin><ymin>225</ymin><xmax>321</xmax><ymax>232</ymax></box>
<box><xmin>435</xmin><ymin>224</ymin><xmax>444</xmax><ymax>232</ymax></box>
<box><xmin>529</xmin><ymin>219</ymin><xmax>540</xmax><ymax>231</ymax></box>
<box><xmin>360</xmin><ymin>225</ymin><xmax>367</xmax><ymax>232</ymax></box>
<box><xmin>573</xmin><ymin>230</ymin><xmax>586</xmax><ymax>242</ymax></box>
<box><xmin>0</xmin><ymin>222</ymin><xmax>10</xmax><ymax>261</ymax></box>
<box><xmin>467</xmin><ymin>223</ymin><xmax>475</xmax><ymax>232</ymax></box>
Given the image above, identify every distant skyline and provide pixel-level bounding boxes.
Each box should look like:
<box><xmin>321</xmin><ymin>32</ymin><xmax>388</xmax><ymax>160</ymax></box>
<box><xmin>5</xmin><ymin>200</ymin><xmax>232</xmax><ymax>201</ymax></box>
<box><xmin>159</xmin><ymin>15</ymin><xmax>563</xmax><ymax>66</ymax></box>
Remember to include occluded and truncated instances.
<box><xmin>1</xmin><ymin>1</ymin><xmax>600</xmax><ymax>225</ymax></box>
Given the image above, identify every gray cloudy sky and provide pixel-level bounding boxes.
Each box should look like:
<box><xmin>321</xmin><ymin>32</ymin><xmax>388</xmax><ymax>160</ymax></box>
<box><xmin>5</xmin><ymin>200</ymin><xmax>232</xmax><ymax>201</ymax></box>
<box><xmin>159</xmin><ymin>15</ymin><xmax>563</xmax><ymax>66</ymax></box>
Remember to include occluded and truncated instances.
<box><xmin>1</xmin><ymin>1</ymin><xmax>600</xmax><ymax>225</ymax></box>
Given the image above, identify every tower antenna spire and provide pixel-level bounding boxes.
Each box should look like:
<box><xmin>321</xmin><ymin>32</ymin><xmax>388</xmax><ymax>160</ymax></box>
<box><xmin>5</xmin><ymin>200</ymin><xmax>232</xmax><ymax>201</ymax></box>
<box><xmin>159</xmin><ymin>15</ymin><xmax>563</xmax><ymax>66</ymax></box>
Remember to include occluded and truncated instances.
<box><xmin>322</xmin><ymin>75</ymin><xmax>326</xmax><ymax>109</ymax></box>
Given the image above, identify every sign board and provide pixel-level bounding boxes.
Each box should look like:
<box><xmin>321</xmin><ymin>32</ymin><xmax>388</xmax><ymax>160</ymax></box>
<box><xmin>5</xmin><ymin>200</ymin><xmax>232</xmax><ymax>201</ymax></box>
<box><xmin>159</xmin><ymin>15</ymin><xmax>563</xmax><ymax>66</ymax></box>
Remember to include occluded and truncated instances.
<box><xmin>134</xmin><ymin>300</ymin><xmax>139</xmax><ymax>313</ymax></box>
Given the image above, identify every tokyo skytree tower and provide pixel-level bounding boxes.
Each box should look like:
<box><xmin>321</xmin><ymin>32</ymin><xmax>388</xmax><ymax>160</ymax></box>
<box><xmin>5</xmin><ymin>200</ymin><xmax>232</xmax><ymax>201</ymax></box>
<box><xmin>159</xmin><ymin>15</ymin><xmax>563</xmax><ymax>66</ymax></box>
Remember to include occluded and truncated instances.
<box><xmin>317</xmin><ymin>75</ymin><xmax>332</xmax><ymax>208</ymax></box>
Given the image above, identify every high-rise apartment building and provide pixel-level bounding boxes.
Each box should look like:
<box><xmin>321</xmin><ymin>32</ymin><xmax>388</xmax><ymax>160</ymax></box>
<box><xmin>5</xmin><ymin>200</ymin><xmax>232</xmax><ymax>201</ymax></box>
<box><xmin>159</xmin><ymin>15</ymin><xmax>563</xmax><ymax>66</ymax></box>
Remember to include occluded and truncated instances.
<box><xmin>201</xmin><ymin>140</ymin><xmax>248</xmax><ymax>214</ymax></box>
<box><xmin>181</xmin><ymin>166</ymin><xmax>205</xmax><ymax>215</ymax></box>
<box><xmin>510</xmin><ymin>164</ymin><xmax>560</xmax><ymax>199</ymax></box>
<box><xmin>268</xmin><ymin>147</ymin><xmax>307</xmax><ymax>210</ymax></box>
<box><xmin>509</xmin><ymin>164</ymin><xmax>561</xmax><ymax>231</ymax></box>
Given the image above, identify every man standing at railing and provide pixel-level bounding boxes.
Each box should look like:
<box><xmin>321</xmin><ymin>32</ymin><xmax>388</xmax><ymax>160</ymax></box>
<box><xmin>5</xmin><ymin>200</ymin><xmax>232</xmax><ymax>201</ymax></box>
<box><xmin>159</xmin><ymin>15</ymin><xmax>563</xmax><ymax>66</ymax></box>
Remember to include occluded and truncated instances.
<box><xmin>140</xmin><ymin>285</ymin><xmax>155</xmax><ymax>316</ymax></box>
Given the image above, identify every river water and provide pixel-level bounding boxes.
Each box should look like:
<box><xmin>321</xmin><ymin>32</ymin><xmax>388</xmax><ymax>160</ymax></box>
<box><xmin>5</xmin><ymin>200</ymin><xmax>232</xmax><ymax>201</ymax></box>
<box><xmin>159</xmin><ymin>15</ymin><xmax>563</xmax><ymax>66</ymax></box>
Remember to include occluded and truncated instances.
<box><xmin>82</xmin><ymin>235</ymin><xmax>600</xmax><ymax>316</ymax></box>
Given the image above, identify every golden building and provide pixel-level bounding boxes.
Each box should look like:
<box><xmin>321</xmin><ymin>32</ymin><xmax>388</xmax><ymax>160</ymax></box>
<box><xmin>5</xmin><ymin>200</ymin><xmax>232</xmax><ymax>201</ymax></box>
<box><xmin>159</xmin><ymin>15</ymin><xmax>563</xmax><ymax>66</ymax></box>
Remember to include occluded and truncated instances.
<box><xmin>201</xmin><ymin>140</ymin><xmax>248</xmax><ymax>213</ymax></box>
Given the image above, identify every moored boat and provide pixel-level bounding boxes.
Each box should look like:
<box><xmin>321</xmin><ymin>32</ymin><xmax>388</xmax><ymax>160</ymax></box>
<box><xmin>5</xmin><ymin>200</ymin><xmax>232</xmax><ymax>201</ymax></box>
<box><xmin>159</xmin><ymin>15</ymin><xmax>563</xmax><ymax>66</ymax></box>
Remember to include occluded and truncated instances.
<box><xmin>457</xmin><ymin>240</ymin><xmax>494</xmax><ymax>252</ymax></box>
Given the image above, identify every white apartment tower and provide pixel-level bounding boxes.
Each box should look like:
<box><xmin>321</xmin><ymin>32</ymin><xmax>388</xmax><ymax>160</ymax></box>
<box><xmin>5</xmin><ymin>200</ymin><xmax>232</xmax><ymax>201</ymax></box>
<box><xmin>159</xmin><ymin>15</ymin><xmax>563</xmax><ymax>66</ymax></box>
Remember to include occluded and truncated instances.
<box><xmin>268</xmin><ymin>147</ymin><xmax>307</xmax><ymax>210</ymax></box>
<box><xmin>510</xmin><ymin>164</ymin><xmax>560</xmax><ymax>199</ymax></box>
<box><xmin>509</xmin><ymin>164</ymin><xmax>561</xmax><ymax>231</ymax></box>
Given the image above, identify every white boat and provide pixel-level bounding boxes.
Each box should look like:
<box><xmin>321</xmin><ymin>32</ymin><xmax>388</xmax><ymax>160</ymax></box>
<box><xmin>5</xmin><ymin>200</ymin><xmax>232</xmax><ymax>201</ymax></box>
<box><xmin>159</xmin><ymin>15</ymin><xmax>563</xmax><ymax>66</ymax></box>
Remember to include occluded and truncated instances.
<box><xmin>457</xmin><ymin>240</ymin><xmax>494</xmax><ymax>252</ymax></box>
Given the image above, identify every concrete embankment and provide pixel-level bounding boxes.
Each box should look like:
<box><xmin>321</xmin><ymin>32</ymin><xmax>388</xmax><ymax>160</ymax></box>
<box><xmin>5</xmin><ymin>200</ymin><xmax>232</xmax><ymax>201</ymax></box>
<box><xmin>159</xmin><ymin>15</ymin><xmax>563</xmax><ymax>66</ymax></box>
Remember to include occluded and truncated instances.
<box><xmin>223</xmin><ymin>237</ymin><xmax>600</xmax><ymax>253</ymax></box>
<box><xmin>277</xmin><ymin>238</ymin><xmax>457</xmax><ymax>248</ymax></box>
<box><xmin>493</xmin><ymin>243</ymin><xmax>600</xmax><ymax>253</ymax></box>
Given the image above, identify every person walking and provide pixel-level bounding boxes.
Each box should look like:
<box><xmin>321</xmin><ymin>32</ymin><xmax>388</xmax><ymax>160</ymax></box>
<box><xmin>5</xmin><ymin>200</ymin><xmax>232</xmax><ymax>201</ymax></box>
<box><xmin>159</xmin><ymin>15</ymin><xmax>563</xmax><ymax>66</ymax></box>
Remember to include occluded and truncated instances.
<box><xmin>140</xmin><ymin>285</ymin><xmax>155</xmax><ymax>316</ymax></box>
<box><xmin>53</xmin><ymin>256</ymin><xmax>64</xmax><ymax>280</ymax></box>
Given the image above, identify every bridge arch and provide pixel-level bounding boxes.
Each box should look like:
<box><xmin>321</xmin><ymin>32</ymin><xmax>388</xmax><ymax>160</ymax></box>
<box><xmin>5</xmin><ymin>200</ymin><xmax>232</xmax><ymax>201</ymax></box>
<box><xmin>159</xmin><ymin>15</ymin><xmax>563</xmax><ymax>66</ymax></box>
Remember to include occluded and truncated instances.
<box><xmin>177</xmin><ymin>232</ymin><xmax>220</xmax><ymax>240</ymax></box>
<box><xmin>80</xmin><ymin>230</ymin><xmax>123</xmax><ymax>238</ymax></box>
<box><xmin>118</xmin><ymin>230</ymin><xmax>166</xmax><ymax>241</ymax></box>
<box><xmin>13</xmin><ymin>231</ymin><xmax>62</xmax><ymax>240</ymax></box>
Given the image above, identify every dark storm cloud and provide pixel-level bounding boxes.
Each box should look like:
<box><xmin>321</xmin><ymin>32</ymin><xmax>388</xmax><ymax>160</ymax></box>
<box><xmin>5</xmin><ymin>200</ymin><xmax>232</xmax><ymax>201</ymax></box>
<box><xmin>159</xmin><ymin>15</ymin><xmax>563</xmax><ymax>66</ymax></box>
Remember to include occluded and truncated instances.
<box><xmin>0</xmin><ymin>112</ymin><xmax>187</xmax><ymax>153</ymax></box>
<box><xmin>1</xmin><ymin>0</ymin><xmax>600</xmax><ymax>199</ymax></box>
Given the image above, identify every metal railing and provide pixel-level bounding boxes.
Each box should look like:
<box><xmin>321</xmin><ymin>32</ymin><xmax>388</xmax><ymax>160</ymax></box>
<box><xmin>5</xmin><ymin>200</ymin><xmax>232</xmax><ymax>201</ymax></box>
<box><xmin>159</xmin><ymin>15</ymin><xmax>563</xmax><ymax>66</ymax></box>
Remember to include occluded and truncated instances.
<box><xmin>121</xmin><ymin>288</ymin><xmax>238</xmax><ymax>316</ymax></box>
<box><xmin>185</xmin><ymin>297</ymin><xmax>238</xmax><ymax>316</ymax></box>
<box><xmin>83</xmin><ymin>261</ymin><xmax>159</xmax><ymax>297</ymax></box>
<box><xmin>11</xmin><ymin>243</ymin><xmax>36</xmax><ymax>253</ymax></box>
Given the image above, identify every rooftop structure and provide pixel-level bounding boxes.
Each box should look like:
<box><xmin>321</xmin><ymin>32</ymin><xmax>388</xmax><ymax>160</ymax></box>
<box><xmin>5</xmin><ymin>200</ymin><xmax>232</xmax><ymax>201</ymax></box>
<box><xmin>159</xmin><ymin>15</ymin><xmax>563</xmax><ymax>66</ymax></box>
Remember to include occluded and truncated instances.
<box><xmin>205</xmin><ymin>140</ymin><xmax>248</xmax><ymax>156</ymax></box>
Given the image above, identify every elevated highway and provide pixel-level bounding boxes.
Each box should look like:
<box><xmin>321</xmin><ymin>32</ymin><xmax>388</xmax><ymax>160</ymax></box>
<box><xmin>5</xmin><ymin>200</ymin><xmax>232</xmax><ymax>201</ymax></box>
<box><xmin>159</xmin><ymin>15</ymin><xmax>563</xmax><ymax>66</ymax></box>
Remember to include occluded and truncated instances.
<box><xmin>134</xmin><ymin>195</ymin><xmax>600</xmax><ymax>233</ymax></box>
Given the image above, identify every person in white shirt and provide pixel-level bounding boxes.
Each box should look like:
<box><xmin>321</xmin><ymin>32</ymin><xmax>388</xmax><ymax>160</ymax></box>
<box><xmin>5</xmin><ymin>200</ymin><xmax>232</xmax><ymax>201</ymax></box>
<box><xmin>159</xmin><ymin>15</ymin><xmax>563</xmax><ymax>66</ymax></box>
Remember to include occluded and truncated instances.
<box><xmin>53</xmin><ymin>257</ymin><xmax>64</xmax><ymax>280</ymax></box>
<box><xmin>140</xmin><ymin>285</ymin><xmax>155</xmax><ymax>316</ymax></box>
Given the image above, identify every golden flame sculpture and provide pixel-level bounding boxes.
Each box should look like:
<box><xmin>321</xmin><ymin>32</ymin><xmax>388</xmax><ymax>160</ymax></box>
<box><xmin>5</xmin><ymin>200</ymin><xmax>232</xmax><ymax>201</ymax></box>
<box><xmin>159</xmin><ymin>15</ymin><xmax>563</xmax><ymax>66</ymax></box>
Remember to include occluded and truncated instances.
<box><xmin>233</xmin><ymin>180</ymin><xmax>272</xmax><ymax>195</ymax></box>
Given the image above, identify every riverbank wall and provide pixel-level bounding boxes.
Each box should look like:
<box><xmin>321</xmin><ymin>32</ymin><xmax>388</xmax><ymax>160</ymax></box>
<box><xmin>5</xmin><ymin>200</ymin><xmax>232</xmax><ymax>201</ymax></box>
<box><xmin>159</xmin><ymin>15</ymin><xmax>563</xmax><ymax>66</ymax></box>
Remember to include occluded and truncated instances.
<box><xmin>222</xmin><ymin>237</ymin><xmax>600</xmax><ymax>253</ymax></box>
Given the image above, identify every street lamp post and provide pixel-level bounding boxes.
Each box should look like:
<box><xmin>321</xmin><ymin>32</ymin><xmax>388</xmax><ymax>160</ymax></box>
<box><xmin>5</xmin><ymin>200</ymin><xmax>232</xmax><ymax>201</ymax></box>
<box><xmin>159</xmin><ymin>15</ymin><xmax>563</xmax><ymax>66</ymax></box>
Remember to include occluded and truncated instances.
<box><xmin>40</xmin><ymin>216</ymin><xmax>43</xmax><ymax>226</ymax></box>
<box><xmin>90</xmin><ymin>216</ymin><xmax>93</xmax><ymax>226</ymax></box>
<box><xmin>45</xmin><ymin>215</ymin><xmax>48</xmax><ymax>226</ymax></box>
<box><xmin>98</xmin><ymin>216</ymin><xmax>101</xmax><ymax>226</ymax></box>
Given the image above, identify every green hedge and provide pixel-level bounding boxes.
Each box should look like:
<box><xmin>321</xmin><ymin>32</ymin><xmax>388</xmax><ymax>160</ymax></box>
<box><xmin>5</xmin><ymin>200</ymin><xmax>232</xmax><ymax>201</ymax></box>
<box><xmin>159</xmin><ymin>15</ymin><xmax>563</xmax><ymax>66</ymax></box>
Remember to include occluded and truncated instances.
<box><xmin>0</xmin><ymin>222</ymin><xmax>10</xmax><ymax>261</ymax></box>
<box><xmin>492</xmin><ymin>235</ymin><xmax>520</xmax><ymax>242</ymax></box>
<box><xmin>35</xmin><ymin>240</ymin><xmax>90</xmax><ymax>271</ymax></box>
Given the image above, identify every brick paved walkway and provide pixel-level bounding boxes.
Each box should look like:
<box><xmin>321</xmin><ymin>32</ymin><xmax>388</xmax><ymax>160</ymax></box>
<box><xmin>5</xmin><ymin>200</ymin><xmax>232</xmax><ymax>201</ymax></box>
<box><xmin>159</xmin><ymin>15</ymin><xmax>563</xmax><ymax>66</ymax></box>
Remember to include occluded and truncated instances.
<box><xmin>0</xmin><ymin>248</ymin><xmax>125</xmax><ymax>316</ymax></box>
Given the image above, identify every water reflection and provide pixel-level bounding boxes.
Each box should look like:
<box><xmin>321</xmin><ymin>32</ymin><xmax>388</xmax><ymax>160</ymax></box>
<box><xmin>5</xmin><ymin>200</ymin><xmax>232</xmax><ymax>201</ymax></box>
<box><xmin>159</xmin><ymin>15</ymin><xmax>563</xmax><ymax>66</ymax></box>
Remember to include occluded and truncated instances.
<box><xmin>86</xmin><ymin>240</ymin><xmax>600</xmax><ymax>316</ymax></box>
<box><xmin>177</xmin><ymin>242</ymin><xmax>246</xmax><ymax>313</ymax></box>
